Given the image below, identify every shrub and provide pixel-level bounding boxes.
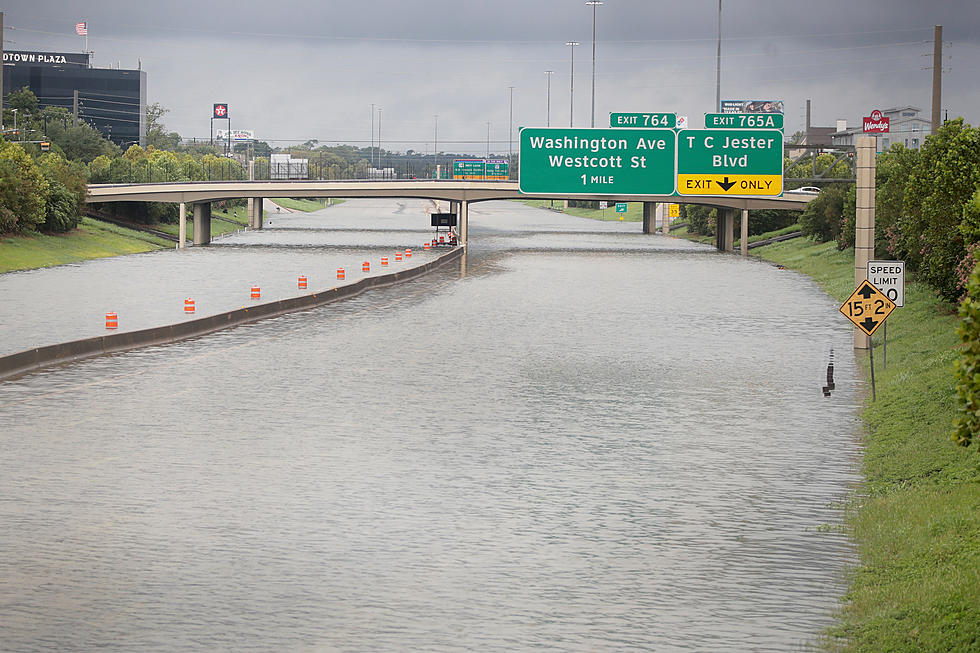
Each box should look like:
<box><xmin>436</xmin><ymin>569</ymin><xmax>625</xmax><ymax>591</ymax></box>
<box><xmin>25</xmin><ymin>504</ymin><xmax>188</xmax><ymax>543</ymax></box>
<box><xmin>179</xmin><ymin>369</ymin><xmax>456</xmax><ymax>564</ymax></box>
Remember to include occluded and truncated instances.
<box><xmin>42</xmin><ymin>179</ymin><xmax>80</xmax><ymax>232</ymax></box>
<box><xmin>952</xmin><ymin>259</ymin><xmax>980</xmax><ymax>447</ymax></box>
<box><xmin>687</xmin><ymin>205</ymin><xmax>715</xmax><ymax>235</ymax></box>
<box><xmin>799</xmin><ymin>185</ymin><xmax>848</xmax><ymax>243</ymax></box>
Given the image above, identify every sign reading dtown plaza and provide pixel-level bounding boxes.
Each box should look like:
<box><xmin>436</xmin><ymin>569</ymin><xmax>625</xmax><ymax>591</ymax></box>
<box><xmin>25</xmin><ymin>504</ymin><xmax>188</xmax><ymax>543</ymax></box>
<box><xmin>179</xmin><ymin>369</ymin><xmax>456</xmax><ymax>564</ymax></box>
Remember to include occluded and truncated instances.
<box><xmin>2</xmin><ymin>51</ymin><xmax>89</xmax><ymax>66</ymax></box>
<box><xmin>519</xmin><ymin>111</ymin><xmax>784</xmax><ymax>197</ymax></box>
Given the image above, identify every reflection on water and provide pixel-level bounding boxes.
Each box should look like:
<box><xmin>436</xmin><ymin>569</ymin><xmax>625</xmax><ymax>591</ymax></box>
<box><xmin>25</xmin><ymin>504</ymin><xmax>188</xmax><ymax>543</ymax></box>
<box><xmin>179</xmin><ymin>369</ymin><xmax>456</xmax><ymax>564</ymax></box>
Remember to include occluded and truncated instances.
<box><xmin>0</xmin><ymin>199</ymin><xmax>861</xmax><ymax>651</ymax></box>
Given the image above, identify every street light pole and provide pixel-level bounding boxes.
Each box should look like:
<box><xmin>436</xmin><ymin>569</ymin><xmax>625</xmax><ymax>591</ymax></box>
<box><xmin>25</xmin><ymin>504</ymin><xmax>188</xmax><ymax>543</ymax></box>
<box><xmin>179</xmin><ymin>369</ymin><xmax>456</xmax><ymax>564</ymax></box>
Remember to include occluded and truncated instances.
<box><xmin>508</xmin><ymin>86</ymin><xmax>514</xmax><ymax>162</ymax></box>
<box><xmin>716</xmin><ymin>0</ymin><xmax>722</xmax><ymax>112</ymax></box>
<box><xmin>486</xmin><ymin>121</ymin><xmax>491</xmax><ymax>158</ymax></box>
<box><xmin>370</xmin><ymin>103</ymin><xmax>375</xmax><ymax>171</ymax></box>
<box><xmin>545</xmin><ymin>71</ymin><xmax>554</xmax><ymax>127</ymax></box>
<box><xmin>434</xmin><ymin>114</ymin><xmax>438</xmax><ymax>175</ymax></box>
<box><xmin>377</xmin><ymin>107</ymin><xmax>383</xmax><ymax>178</ymax></box>
<box><xmin>565</xmin><ymin>41</ymin><xmax>579</xmax><ymax>127</ymax></box>
<box><xmin>586</xmin><ymin>1</ymin><xmax>603</xmax><ymax>128</ymax></box>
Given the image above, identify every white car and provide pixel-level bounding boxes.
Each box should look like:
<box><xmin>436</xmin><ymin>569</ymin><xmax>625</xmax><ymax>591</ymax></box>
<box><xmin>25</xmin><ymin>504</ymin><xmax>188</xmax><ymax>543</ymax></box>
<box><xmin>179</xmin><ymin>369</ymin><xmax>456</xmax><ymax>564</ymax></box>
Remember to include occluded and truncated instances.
<box><xmin>788</xmin><ymin>186</ymin><xmax>821</xmax><ymax>194</ymax></box>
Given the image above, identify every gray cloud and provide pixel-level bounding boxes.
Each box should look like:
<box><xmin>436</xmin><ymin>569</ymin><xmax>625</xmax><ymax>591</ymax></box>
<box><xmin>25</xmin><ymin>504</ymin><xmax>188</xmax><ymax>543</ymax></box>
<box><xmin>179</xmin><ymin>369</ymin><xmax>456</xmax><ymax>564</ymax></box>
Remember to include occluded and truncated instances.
<box><xmin>3</xmin><ymin>0</ymin><xmax>977</xmax><ymax>151</ymax></box>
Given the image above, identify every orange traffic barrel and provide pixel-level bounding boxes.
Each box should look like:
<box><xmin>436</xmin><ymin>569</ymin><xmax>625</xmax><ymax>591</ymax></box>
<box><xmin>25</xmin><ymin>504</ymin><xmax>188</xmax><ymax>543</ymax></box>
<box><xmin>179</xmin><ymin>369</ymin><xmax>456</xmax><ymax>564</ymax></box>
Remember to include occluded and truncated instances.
<box><xmin>105</xmin><ymin>311</ymin><xmax>118</xmax><ymax>329</ymax></box>
<box><xmin>337</xmin><ymin>268</ymin><xmax>346</xmax><ymax>280</ymax></box>
<box><xmin>362</xmin><ymin>261</ymin><xmax>370</xmax><ymax>272</ymax></box>
<box><xmin>251</xmin><ymin>285</ymin><xmax>261</xmax><ymax>299</ymax></box>
<box><xmin>184</xmin><ymin>298</ymin><xmax>195</xmax><ymax>314</ymax></box>
<box><xmin>298</xmin><ymin>275</ymin><xmax>308</xmax><ymax>289</ymax></box>
<box><xmin>439</xmin><ymin>235</ymin><xmax>445</xmax><ymax>243</ymax></box>
<box><xmin>395</xmin><ymin>251</ymin><xmax>403</xmax><ymax>261</ymax></box>
<box><xmin>405</xmin><ymin>249</ymin><xmax>412</xmax><ymax>258</ymax></box>
<box><xmin>381</xmin><ymin>256</ymin><xmax>389</xmax><ymax>266</ymax></box>
<box><xmin>423</xmin><ymin>242</ymin><xmax>431</xmax><ymax>250</ymax></box>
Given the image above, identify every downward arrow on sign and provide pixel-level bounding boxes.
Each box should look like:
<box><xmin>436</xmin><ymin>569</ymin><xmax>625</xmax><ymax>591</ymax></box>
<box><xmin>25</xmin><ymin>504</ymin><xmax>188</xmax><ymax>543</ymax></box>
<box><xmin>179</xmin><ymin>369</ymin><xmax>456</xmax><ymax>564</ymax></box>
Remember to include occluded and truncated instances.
<box><xmin>717</xmin><ymin>177</ymin><xmax>737</xmax><ymax>191</ymax></box>
<box><xmin>859</xmin><ymin>317</ymin><xmax>878</xmax><ymax>333</ymax></box>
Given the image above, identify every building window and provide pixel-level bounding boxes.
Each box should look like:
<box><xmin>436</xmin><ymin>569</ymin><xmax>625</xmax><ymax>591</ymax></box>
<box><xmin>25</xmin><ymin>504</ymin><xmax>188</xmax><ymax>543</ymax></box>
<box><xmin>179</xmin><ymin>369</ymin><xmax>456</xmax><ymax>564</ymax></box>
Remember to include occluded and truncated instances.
<box><xmin>883</xmin><ymin>138</ymin><xmax>890</xmax><ymax>148</ymax></box>
<box><xmin>912</xmin><ymin>138</ymin><xmax>919</xmax><ymax>148</ymax></box>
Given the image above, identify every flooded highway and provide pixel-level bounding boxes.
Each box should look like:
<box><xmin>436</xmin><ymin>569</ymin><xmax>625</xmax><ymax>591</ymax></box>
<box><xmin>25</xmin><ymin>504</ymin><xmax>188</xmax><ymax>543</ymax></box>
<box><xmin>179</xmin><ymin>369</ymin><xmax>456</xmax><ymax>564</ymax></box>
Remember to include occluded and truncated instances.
<box><xmin>0</xmin><ymin>198</ymin><xmax>862</xmax><ymax>651</ymax></box>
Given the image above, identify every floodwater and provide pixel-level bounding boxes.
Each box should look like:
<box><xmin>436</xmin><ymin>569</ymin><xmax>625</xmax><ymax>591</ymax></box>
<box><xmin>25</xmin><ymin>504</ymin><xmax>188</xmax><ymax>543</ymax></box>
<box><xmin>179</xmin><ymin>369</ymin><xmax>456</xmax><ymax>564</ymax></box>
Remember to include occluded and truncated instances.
<box><xmin>0</xmin><ymin>198</ymin><xmax>862</xmax><ymax>651</ymax></box>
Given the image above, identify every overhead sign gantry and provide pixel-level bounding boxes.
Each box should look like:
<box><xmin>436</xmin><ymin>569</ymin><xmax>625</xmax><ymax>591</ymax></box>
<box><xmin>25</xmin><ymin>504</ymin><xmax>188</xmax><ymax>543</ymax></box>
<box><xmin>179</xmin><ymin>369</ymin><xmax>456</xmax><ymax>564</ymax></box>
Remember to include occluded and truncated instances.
<box><xmin>518</xmin><ymin>112</ymin><xmax>784</xmax><ymax>197</ymax></box>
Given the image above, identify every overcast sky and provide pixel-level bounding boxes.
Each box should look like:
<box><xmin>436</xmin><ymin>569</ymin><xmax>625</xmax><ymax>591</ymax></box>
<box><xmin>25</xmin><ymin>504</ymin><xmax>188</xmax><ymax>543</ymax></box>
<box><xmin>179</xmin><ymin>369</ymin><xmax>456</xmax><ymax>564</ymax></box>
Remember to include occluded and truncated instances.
<box><xmin>3</xmin><ymin>0</ymin><xmax>978</xmax><ymax>155</ymax></box>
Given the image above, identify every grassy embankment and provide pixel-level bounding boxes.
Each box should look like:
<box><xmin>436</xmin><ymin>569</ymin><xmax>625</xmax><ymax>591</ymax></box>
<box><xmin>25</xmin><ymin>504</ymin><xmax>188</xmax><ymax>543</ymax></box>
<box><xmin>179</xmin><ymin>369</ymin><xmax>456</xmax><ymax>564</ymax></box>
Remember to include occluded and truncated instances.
<box><xmin>669</xmin><ymin>222</ymin><xmax>802</xmax><ymax>249</ymax></box>
<box><xmin>1</xmin><ymin>197</ymin><xmax>348</xmax><ymax>274</ymax></box>
<box><xmin>271</xmin><ymin>197</ymin><xmax>345</xmax><ymax>212</ymax></box>
<box><xmin>750</xmin><ymin>237</ymin><xmax>980</xmax><ymax>652</ymax></box>
<box><xmin>518</xmin><ymin>198</ymin><xmax>643</xmax><ymax>222</ymax></box>
<box><xmin>0</xmin><ymin>218</ymin><xmax>171</xmax><ymax>273</ymax></box>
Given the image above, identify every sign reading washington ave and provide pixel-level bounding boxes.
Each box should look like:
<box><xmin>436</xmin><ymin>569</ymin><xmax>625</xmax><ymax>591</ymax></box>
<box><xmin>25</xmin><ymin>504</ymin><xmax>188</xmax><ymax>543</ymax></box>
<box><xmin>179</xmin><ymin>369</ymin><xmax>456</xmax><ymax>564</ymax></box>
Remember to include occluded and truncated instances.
<box><xmin>519</xmin><ymin>120</ymin><xmax>783</xmax><ymax>197</ymax></box>
<box><xmin>518</xmin><ymin>128</ymin><xmax>676</xmax><ymax>195</ymax></box>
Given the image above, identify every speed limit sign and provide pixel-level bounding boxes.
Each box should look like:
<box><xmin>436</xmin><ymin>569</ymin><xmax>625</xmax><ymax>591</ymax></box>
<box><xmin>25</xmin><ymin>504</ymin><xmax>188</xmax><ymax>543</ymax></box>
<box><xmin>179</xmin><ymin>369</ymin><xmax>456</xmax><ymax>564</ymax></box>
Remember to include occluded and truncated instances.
<box><xmin>867</xmin><ymin>260</ymin><xmax>905</xmax><ymax>307</ymax></box>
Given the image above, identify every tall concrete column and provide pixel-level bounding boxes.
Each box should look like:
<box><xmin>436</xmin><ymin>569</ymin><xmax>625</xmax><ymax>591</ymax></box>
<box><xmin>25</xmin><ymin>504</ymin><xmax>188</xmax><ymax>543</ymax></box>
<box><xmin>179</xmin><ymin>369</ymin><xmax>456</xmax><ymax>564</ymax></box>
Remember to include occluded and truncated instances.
<box><xmin>193</xmin><ymin>202</ymin><xmax>212</xmax><ymax>246</ymax></box>
<box><xmin>458</xmin><ymin>200</ymin><xmax>468</xmax><ymax>246</ymax></box>
<box><xmin>854</xmin><ymin>136</ymin><xmax>877</xmax><ymax>349</ymax></box>
<box><xmin>740</xmin><ymin>208</ymin><xmax>749</xmax><ymax>257</ymax></box>
<box><xmin>642</xmin><ymin>202</ymin><xmax>655</xmax><ymax>234</ymax></box>
<box><xmin>717</xmin><ymin>208</ymin><xmax>734</xmax><ymax>251</ymax></box>
<box><xmin>247</xmin><ymin>197</ymin><xmax>263</xmax><ymax>229</ymax></box>
<box><xmin>663</xmin><ymin>204</ymin><xmax>671</xmax><ymax>235</ymax></box>
<box><xmin>178</xmin><ymin>202</ymin><xmax>187</xmax><ymax>249</ymax></box>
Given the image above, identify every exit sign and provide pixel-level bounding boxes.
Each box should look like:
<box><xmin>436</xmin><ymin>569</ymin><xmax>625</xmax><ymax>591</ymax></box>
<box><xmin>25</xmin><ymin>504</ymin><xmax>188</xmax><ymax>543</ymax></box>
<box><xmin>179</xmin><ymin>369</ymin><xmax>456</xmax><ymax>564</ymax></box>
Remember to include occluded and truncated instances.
<box><xmin>676</xmin><ymin>129</ymin><xmax>783</xmax><ymax>196</ymax></box>
<box><xmin>610</xmin><ymin>112</ymin><xmax>677</xmax><ymax>129</ymax></box>
<box><xmin>705</xmin><ymin>113</ymin><xmax>784</xmax><ymax>129</ymax></box>
<box><xmin>518</xmin><ymin>127</ymin><xmax>676</xmax><ymax>195</ymax></box>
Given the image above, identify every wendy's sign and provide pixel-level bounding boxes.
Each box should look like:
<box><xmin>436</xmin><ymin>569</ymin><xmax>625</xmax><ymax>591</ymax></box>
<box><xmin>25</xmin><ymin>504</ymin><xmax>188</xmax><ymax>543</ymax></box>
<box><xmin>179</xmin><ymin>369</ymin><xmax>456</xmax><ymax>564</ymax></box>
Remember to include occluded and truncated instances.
<box><xmin>863</xmin><ymin>110</ymin><xmax>889</xmax><ymax>133</ymax></box>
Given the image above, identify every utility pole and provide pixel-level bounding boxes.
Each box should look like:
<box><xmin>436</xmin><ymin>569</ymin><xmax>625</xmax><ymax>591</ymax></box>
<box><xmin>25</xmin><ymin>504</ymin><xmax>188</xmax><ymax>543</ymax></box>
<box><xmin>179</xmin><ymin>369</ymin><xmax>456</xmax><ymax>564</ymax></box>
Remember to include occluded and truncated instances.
<box><xmin>370</xmin><ymin>103</ymin><xmax>375</xmax><ymax>170</ymax></box>
<box><xmin>0</xmin><ymin>12</ymin><xmax>4</xmax><ymax>127</ymax></box>
<box><xmin>931</xmin><ymin>25</ymin><xmax>942</xmax><ymax>136</ymax></box>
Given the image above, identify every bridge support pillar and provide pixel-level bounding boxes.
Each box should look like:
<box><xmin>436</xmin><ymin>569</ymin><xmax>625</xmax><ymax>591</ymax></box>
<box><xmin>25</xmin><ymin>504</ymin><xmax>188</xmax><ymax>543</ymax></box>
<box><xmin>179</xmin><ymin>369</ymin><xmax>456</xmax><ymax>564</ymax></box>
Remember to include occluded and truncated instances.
<box><xmin>458</xmin><ymin>200</ymin><xmax>468</xmax><ymax>246</ymax></box>
<box><xmin>178</xmin><ymin>202</ymin><xmax>186</xmax><ymax>249</ymax></box>
<box><xmin>248</xmin><ymin>197</ymin><xmax>263</xmax><ymax>229</ymax></box>
<box><xmin>716</xmin><ymin>208</ymin><xmax>734</xmax><ymax>252</ymax></box>
<box><xmin>741</xmin><ymin>209</ymin><xmax>749</xmax><ymax>257</ymax></box>
<box><xmin>193</xmin><ymin>202</ymin><xmax>212</xmax><ymax>246</ymax></box>
<box><xmin>642</xmin><ymin>202</ymin><xmax>656</xmax><ymax>234</ymax></box>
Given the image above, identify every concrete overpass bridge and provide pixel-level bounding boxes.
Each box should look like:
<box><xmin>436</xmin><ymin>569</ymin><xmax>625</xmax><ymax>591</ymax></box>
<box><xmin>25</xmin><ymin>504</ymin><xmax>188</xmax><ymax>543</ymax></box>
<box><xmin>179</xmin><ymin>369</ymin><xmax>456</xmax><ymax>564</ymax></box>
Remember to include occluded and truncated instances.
<box><xmin>86</xmin><ymin>179</ymin><xmax>816</xmax><ymax>254</ymax></box>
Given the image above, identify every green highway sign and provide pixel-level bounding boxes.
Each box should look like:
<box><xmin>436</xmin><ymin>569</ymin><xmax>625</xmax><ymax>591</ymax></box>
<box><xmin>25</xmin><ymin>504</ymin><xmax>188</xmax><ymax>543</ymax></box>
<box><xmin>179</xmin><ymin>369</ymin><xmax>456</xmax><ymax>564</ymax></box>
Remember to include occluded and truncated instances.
<box><xmin>453</xmin><ymin>159</ymin><xmax>486</xmax><ymax>179</ymax></box>
<box><xmin>705</xmin><ymin>113</ymin><xmax>784</xmax><ymax>129</ymax></box>
<box><xmin>615</xmin><ymin>203</ymin><xmax>628</xmax><ymax>213</ymax></box>
<box><xmin>518</xmin><ymin>128</ymin><xmax>676</xmax><ymax>195</ymax></box>
<box><xmin>610</xmin><ymin>112</ymin><xmax>677</xmax><ymax>129</ymax></box>
<box><xmin>485</xmin><ymin>159</ymin><xmax>509</xmax><ymax>180</ymax></box>
<box><xmin>677</xmin><ymin>129</ymin><xmax>783</xmax><ymax>196</ymax></box>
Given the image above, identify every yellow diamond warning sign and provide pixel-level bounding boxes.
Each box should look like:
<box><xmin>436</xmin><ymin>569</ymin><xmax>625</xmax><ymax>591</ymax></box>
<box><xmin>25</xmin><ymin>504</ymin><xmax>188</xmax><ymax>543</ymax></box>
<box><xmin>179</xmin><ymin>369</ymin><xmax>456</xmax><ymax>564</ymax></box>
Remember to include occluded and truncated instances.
<box><xmin>676</xmin><ymin>174</ymin><xmax>783</xmax><ymax>196</ymax></box>
<box><xmin>840</xmin><ymin>280</ymin><xmax>896</xmax><ymax>336</ymax></box>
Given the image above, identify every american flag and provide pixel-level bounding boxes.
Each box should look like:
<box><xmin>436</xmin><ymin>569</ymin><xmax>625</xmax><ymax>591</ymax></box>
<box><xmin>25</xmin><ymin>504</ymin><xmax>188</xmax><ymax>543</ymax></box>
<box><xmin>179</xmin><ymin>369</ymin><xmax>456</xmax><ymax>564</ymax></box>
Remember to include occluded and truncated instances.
<box><xmin>75</xmin><ymin>22</ymin><xmax>87</xmax><ymax>36</ymax></box>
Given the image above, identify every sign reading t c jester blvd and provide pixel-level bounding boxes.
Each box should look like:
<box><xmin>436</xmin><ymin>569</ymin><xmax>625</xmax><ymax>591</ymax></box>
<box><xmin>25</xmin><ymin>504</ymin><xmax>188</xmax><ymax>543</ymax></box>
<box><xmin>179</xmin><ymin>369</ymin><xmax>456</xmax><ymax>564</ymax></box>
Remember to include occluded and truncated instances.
<box><xmin>676</xmin><ymin>129</ymin><xmax>783</xmax><ymax>196</ymax></box>
<box><xmin>518</xmin><ymin>128</ymin><xmax>676</xmax><ymax>195</ymax></box>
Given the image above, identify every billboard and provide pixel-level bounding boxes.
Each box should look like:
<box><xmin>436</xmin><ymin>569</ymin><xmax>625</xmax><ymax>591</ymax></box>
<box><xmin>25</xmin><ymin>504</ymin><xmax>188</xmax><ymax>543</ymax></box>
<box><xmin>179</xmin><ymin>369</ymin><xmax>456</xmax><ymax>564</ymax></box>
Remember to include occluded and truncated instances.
<box><xmin>721</xmin><ymin>100</ymin><xmax>784</xmax><ymax>114</ymax></box>
<box><xmin>863</xmin><ymin>109</ymin><xmax>890</xmax><ymax>133</ymax></box>
<box><xmin>215</xmin><ymin>129</ymin><xmax>254</xmax><ymax>142</ymax></box>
